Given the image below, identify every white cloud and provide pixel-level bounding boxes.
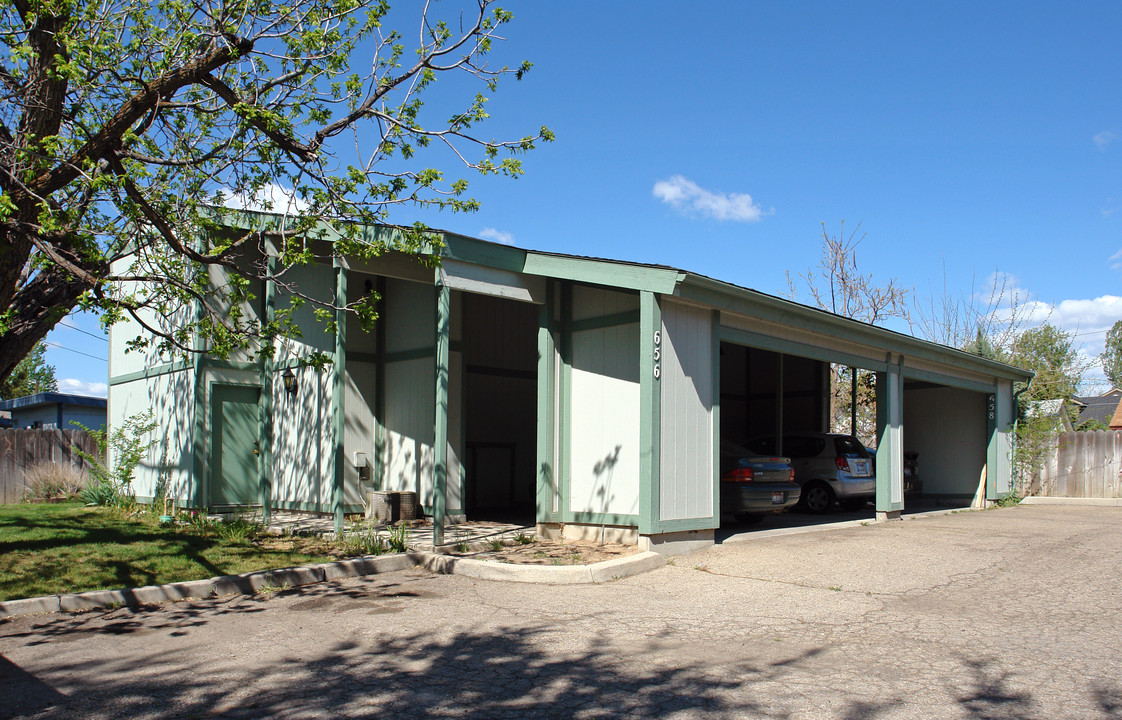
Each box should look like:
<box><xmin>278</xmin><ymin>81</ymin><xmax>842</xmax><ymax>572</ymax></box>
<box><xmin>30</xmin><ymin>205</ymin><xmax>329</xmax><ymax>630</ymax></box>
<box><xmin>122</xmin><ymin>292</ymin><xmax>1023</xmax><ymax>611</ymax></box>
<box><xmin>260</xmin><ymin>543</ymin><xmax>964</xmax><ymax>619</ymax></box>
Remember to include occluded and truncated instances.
<box><xmin>58</xmin><ymin>378</ymin><xmax>108</xmax><ymax>398</ymax></box>
<box><xmin>1094</xmin><ymin>131</ymin><xmax>1118</xmax><ymax>149</ymax></box>
<box><xmin>220</xmin><ymin>183</ymin><xmax>308</xmax><ymax>214</ymax></box>
<box><xmin>652</xmin><ymin>175</ymin><xmax>769</xmax><ymax>222</ymax></box>
<box><xmin>479</xmin><ymin>227</ymin><xmax>515</xmax><ymax>245</ymax></box>
<box><xmin>1110</xmin><ymin>249</ymin><xmax>1122</xmax><ymax>271</ymax></box>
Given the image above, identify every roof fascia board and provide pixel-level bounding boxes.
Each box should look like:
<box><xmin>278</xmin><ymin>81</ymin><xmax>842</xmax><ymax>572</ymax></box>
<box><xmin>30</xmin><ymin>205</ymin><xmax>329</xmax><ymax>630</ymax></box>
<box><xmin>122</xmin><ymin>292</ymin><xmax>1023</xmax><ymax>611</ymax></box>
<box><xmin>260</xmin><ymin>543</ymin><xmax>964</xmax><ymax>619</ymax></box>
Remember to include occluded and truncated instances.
<box><xmin>521</xmin><ymin>253</ymin><xmax>683</xmax><ymax>293</ymax></box>
<box><xmin>678</xmin><ymin>274</ymin><xmax>1033</xmax><ymax>383</ymax></box>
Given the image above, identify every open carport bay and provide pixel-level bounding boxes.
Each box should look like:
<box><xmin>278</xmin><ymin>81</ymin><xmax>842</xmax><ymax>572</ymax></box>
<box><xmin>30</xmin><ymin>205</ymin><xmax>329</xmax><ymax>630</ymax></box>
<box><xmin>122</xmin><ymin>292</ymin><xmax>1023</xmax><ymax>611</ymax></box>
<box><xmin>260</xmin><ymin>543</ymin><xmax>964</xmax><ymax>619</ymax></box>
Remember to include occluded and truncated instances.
<box><xmin>718</xmin><ymin>341</ymin><xmax>995</xmax><ymax>530</ymax></box>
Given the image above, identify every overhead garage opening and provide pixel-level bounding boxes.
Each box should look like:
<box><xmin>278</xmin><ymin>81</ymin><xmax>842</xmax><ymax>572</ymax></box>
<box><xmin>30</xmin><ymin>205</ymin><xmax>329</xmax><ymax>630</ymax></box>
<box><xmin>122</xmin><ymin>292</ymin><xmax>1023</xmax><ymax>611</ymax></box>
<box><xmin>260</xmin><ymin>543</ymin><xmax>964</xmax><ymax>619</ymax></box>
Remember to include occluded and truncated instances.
<box><xmin>902</xmin><ymin>381</ymin><xmax>989</xmax><ymax>503</ymax></box>
<box><xmin>458</xmin><ymin>292</ymin><xmax>538</xmax><ymax>523</ymax></box>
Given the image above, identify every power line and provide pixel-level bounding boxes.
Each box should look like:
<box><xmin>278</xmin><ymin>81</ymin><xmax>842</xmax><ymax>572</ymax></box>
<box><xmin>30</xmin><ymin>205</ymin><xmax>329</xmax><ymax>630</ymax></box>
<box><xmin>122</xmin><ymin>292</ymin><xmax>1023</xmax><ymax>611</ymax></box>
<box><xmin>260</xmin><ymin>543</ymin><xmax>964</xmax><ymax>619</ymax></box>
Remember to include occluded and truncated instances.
<box><xmin>57</xmin><ymin>319</ymin><xmax>108</xmax><ymax>343</ymax></box>
<box><xmin>42</xmin><ymin>341</ymin><xmax>107</xmax><ymax>363</ymax></box>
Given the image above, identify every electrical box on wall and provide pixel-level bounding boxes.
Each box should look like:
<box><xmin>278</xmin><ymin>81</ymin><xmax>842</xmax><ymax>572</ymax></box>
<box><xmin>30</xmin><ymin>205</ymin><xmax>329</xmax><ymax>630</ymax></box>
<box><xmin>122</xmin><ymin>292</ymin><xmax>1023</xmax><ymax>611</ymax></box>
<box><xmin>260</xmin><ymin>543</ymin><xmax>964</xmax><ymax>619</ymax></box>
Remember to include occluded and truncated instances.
<box><xmin>353</xmin><ymin>451</ymin><xmax>368</xmax><ymax>469</ymax></box>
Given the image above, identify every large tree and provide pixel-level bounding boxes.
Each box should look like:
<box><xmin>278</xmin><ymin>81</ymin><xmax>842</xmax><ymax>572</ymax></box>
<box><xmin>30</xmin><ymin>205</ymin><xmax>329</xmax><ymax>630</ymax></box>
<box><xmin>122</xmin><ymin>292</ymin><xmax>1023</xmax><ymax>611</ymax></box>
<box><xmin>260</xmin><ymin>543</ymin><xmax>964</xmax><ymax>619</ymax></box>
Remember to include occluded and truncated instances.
<box><xmin>1008</xmin><ymin>323</ymin><xmax>1083</xmax><ymax>402</ymax></box>
<box><xmin>0</xmin><ymin>340</ymin><xmax>55</xmax><ymax>398</ymax></box>
<box><xmin>0</xmin><ymin>0</ymin><xmax>551</xmax><ymax>383</ymax></box>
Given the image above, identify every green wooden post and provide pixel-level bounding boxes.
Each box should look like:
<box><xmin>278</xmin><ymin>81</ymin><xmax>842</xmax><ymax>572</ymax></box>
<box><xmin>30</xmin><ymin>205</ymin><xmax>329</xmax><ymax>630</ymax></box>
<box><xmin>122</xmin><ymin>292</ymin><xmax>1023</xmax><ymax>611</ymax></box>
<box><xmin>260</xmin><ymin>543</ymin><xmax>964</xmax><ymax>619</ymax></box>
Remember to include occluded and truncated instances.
<box><xmin>332</xmin><ymin>257</ymin><xmax>347</xmax><ymax>536</ymax></box>
<box><xmin>875</xmin><ymin>356</ymin><xmax>904</xmax><ymax>519</ymax></box>
<box><xmin>638</xmin><ymin>291</ymin><xmax>662</xmax><ymax>535</ymax></box>
<box><xmin>433</xmin><ymin>279</ymin><xmax>451</xmax><ymax>546</ymax></box>
<box><xmin>259</xmin><ymin>253</ymin><xmax>275</xmax><ymax>524</ymax></box>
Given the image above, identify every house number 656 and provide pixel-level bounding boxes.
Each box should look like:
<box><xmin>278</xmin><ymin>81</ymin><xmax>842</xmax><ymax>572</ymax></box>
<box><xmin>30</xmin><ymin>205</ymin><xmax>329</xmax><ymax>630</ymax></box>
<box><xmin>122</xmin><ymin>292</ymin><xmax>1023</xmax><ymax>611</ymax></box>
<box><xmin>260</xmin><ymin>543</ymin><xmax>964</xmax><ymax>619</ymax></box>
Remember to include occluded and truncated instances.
<box><xmin>653</xmin><ymin>330</ymin><xmax>661</xmax><ymax>379</ymax></box>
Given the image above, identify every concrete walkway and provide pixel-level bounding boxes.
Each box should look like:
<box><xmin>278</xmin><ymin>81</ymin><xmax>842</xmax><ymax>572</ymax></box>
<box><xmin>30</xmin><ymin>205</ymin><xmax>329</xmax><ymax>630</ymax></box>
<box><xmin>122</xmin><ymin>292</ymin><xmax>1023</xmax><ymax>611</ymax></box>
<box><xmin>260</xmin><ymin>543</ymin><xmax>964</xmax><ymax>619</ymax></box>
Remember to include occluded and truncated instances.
<box><xmin>3</xmin><ymin>504</ymin><xmax>1120</xmax><ymax>719</ymax></box>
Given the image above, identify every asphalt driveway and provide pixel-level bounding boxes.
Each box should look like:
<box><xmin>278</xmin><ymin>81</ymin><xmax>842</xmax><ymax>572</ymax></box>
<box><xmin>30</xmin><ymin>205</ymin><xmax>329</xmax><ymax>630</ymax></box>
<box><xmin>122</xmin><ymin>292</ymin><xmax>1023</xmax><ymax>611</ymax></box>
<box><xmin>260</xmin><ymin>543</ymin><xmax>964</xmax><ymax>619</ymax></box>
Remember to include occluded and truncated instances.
<box><xmin>2</xmin><ymin>504</ymin><xmax>1121</xmax><ymax>719</ymax></box>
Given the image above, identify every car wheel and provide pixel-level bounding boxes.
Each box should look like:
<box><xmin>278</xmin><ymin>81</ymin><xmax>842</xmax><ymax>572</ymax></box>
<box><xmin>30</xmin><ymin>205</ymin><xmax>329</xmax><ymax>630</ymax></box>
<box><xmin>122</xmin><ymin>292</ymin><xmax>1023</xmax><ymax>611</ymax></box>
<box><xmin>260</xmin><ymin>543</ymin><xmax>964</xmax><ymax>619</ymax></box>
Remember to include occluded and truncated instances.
<box><xmin>840</xmin><ymin>498</ymin><xmax>867</xmax><ymax>512</ymax></box>
<box><xmin>801</xmin><ymin>482</ymin><xmax>834</xmax><ymax>514</ymax></box>
<box><xmin>734</xmin><ymin>513</ymin><xmax>765</xmax><ymax>525</ymax></box>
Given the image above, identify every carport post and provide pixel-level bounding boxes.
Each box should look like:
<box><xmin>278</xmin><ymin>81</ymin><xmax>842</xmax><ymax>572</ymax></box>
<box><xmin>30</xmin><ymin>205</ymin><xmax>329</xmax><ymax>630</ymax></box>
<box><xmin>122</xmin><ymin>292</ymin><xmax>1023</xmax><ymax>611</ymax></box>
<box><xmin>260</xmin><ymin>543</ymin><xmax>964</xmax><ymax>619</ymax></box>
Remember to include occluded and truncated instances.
<box><xmin>432</xmin><ymin>278</ymin><xmax>451</xmax><ymax>546</ymax></box>
<box><xmin>874</xmin><ymin>356</ymin><xmax>904</xmax><ymax>520</ymax></box>
<box><xmin>332</xmin><ymin>256</ymin><xmax>347</xmax><ymax>537</ymax></box>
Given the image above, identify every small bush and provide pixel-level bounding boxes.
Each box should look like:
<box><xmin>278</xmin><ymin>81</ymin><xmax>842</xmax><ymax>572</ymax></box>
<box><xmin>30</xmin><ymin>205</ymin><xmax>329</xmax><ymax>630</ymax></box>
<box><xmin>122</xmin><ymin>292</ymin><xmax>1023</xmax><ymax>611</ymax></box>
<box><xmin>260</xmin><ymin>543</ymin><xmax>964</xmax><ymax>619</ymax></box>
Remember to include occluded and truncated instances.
<box><xmin>22</xmin><ymin>462</ymin><xmax>89</xmax><ymax>500</ymax></box>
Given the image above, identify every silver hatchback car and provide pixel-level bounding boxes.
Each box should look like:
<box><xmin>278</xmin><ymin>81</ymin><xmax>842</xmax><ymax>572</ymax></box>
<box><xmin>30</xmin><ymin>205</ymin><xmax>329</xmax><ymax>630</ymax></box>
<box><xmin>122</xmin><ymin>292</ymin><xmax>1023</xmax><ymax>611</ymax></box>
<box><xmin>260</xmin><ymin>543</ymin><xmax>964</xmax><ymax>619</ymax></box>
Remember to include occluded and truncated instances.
<box><xmin>743</xmin><ymin>433</ymin><xmax>875</xmax><ymax>514</ymax></box>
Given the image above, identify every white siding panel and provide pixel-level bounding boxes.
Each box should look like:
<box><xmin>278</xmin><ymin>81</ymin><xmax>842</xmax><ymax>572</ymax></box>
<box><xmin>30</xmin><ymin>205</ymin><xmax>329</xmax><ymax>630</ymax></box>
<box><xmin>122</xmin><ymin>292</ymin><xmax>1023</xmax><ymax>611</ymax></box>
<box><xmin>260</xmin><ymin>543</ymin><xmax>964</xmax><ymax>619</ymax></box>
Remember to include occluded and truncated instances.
<box><xmin>111</xmin><ymin>370</ymin><xmax>196</xmax><ymax>504</ymax></box>
<box><xmin>345</xmin><ymin>360</ymin><xmax>377</xmax><ymax>505</ymax></box>
<box><xmin>385</xmin><ymin>277</ymin><xmax>435</xmax><ymax>353</ymax></box>
<box><xmin>902</xmin><ymin>386</ymin><xmax>987</xmax><ymax>496</ymax></box>
<box><xmin>659</xmin><ymin>302</ymin><xmax>714</xmax><ymax>522</ymax></box>
<box><xmin>272</xmin><ymin>364</ymin><xmax>332</xmax><ymax>506</ymax></box>
<box><xmin>569</xmin><ymin>323</ymin><xmax>640</xmax><ymax>517</ymax></box>
<box><xmin>383</xmin><ymin>358</ymin><xmax>434</xmax><ymax>497</ymax></box>
<box><xmin>572</xmin><ymin>286</ymin><xmax>639</xmax><ymax>322</ymax></box>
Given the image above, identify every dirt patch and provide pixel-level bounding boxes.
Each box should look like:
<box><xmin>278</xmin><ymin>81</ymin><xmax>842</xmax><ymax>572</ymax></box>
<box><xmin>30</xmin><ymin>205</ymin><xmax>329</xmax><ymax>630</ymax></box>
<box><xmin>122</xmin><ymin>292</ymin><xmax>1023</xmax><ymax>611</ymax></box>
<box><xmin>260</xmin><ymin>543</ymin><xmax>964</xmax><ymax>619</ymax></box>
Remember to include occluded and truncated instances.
<box><xmin>447</xmin><ymin>538</ymin><xmax>639</xmax><ymax>566</ymax></box>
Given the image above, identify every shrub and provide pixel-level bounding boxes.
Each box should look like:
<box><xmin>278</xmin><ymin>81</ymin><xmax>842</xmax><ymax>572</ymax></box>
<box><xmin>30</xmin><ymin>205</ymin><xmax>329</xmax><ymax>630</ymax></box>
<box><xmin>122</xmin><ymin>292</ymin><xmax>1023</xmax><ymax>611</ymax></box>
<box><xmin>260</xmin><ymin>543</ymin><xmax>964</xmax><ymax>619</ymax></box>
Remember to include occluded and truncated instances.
<box><xmin>22</xmin><ymin>462</ymin><xmax>89</xmax><ymax>500</ymax></box>
<box><xmin>75</xmin><ymin>411</ymin><xmax>158</xmax><ymax>507</ymax></box>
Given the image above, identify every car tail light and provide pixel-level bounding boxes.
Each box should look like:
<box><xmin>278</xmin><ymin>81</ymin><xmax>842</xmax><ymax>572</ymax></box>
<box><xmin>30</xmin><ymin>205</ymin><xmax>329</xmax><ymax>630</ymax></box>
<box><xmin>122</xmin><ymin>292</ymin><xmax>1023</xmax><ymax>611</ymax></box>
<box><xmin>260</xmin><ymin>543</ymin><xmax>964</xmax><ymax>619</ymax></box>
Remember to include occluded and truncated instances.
<box><xmin>724</xmin><ymin>467</ymin><xmax>754</xmax><ymax>482</ymax></box>
<box><xmin>835</xmin><ymin>457</ymin><xmax>849</xmax><ymax>471</ymax></box>
<box><xmin>788</xmin><ymin>468</ymin><xmax>795</xmax><ymax>482</ymax></box>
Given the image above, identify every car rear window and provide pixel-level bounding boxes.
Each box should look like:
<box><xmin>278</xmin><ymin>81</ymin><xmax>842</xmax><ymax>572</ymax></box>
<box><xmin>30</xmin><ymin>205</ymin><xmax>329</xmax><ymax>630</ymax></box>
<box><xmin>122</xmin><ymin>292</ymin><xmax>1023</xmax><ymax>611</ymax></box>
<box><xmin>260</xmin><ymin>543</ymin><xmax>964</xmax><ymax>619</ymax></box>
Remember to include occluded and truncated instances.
<box><xmin>781</xmin><ymin>436</ymin><xmax>825</xmax><ymax>458</ymax></box>
<box><xmin>833</xmin><ymin>436</ymin><xmax>869</xmax><ymax>458</ymax></box>
<box><xmin>745</xmin><ymin>437</ymin><xmax>775</xmax><ymax>455</ymax></box>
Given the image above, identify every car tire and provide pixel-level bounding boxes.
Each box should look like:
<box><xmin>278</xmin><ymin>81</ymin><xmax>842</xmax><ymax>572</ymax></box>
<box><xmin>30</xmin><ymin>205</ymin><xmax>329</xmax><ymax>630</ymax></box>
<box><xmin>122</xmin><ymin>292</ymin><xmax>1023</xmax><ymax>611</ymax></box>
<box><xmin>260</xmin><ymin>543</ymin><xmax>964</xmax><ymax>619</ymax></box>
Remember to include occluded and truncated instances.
<box><xmin>840</xmin><ymin>498</ymin><xmax>867</xmax><ymax>512</ymax></box>
<box><xmin>801</xmin><ymin>482</ymin><xmax>834</xmax><ymax>514</ymax></box>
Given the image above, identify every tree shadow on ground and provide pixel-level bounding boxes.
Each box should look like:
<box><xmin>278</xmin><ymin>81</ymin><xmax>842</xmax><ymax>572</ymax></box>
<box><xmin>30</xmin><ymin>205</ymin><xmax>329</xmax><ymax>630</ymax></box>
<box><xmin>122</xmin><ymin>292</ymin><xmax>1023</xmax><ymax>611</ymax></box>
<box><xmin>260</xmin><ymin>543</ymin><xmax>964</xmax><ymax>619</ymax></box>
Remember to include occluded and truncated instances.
<box><xmin>2</xmin><ymin>580</ymin><xmax>1121</xmax><ymax>720</ymax></box>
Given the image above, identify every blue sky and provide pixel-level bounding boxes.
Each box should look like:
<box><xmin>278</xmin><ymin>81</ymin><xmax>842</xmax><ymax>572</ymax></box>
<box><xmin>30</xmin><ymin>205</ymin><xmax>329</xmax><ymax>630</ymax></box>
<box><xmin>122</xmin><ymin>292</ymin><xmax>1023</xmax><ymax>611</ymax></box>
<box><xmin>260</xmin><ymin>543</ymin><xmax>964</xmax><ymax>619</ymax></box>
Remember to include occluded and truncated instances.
<box><xmin>45</xmin><ymin>1</ymin><xmax>1122</xmax><ymax>395</ymax></box>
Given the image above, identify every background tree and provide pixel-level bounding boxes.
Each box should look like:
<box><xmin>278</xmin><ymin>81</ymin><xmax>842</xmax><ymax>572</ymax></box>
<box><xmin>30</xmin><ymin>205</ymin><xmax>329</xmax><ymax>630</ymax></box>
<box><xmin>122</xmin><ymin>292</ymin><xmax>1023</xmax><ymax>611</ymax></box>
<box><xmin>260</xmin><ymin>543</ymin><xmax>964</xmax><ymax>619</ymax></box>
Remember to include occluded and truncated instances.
<box><xmin>1008</xmin><ymin>323</ymin><xmax>1084</xmax><ymax>403</ymax></box>
<box><xmin>1101</xmin><ymin>320</ymin><xmax>1122</xmax><ymax>389</ymax></box>
<box><xmin>0</xmin><ymin>0</ymin><xmax>552</xmax><ymax>384</ymax></box>
<box><xmin>785</xmin><ymin>221</ymin><xmax>910</xmax><ymax>445</ymax></box>
<box><xmin>0</xmin><ymin>341</ymin><xmax>56</xmax><ymax>399</ymax></box>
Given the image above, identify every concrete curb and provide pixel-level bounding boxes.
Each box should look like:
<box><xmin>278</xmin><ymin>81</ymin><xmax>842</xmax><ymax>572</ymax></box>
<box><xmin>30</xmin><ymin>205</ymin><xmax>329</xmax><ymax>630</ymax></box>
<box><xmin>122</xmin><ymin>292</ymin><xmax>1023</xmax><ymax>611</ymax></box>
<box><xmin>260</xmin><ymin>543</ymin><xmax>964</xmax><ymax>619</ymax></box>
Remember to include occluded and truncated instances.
<box><xmin>415</xmin><ymin>551</ymin><xmax>664</xmax><ymax>585</ymax></box>
<box><xmin>1019</xmin><ymin>496</ymin><xmax>1122</xmax><ymax>507</ymax></box>
<box><xmin>0</xmin><ymin>549</ymin><xmax>665</xmax><ymax>619</ymax></box>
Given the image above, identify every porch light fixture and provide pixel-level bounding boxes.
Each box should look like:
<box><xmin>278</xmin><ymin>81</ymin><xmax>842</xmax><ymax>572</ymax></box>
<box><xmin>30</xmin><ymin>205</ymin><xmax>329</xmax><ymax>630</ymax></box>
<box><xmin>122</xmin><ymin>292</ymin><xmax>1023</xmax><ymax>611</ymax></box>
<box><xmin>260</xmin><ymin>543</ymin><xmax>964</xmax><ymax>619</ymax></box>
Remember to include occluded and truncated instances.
<box><xmin>281</xmin><ymin>369</ymin><xmax>298</xmax><ymax>396</ymax></box>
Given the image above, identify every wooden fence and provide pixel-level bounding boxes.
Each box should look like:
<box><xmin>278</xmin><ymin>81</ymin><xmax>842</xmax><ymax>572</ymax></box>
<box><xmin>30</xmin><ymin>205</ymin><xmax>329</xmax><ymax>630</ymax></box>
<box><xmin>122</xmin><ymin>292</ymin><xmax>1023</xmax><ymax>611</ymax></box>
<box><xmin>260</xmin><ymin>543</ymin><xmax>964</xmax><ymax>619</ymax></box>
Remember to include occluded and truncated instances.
<box><xmin>0</xmin><ymin>429</ymin><xmax>101</xmax><ymax>504</ymax></box>
<box><xmin>1034</xmin><ymin>430</ymin><xmax>1122</xmax><ymax>499</ymax></box>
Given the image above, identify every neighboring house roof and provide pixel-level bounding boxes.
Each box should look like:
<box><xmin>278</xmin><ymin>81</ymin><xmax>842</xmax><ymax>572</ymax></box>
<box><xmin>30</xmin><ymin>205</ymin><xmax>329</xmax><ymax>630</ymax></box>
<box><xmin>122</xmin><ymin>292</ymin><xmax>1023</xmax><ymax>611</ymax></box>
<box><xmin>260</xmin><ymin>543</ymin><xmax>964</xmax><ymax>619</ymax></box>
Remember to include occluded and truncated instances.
<box><xmin>1069</xmin><ymin>390</ymin><xmax>1122</xmax><ymax>429</ymax></box>
<box><xmin>1112</xmin><ymin>401</ymin><xmax>1122</xmax><ymax>430</ymax></box>
<box><xmin>0</xmin><ymin>392</ymin><xmax>107</xmax><ymax>412</ymax></box>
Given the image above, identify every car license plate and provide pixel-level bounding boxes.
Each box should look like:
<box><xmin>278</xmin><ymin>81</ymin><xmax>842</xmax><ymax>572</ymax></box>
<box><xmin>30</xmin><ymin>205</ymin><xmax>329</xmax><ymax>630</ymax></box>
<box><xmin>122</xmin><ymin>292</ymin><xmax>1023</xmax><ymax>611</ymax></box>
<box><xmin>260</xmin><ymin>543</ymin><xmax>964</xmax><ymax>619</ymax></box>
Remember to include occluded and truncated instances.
<box><xmin>852</xmin><ymin>460</ymin><xmax>870</xmax><ymax>476</ymax></box>
<box><xmin>772</xmin><ymin>492</ymin><xmax>784</xmax><ymax>505</ymax></box>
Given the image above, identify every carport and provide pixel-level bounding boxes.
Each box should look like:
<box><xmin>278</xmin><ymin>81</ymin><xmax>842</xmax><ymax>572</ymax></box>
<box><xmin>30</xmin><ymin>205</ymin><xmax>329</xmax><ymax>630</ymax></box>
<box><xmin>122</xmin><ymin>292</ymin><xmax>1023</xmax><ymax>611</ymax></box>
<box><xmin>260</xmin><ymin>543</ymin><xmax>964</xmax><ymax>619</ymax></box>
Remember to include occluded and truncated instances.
<box><xmin>110</xmin><ymin>220</ymin><xmax>1032</xmax><ymax>553</ymax></box>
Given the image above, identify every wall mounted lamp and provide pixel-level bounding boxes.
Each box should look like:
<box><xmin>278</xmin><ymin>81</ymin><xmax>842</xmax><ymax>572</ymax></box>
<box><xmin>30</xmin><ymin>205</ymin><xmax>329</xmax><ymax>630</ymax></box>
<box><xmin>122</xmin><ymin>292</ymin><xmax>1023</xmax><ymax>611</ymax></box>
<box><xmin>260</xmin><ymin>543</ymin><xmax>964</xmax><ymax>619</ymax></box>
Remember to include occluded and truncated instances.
<box><xmin>281</xmin><ymin>368</ymin><xmax>298</xmax><ymax>396</ymax></box>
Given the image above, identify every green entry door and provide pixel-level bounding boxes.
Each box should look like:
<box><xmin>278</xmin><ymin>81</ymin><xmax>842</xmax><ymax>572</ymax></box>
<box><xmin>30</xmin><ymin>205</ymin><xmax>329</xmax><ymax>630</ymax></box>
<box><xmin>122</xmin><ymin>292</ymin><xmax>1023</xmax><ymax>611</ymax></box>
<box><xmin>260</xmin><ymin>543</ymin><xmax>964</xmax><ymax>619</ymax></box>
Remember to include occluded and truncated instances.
<box><xmin>210</xmin><ymin>385</ymin><xmax>261</xmax><ymax>507</ymax></box>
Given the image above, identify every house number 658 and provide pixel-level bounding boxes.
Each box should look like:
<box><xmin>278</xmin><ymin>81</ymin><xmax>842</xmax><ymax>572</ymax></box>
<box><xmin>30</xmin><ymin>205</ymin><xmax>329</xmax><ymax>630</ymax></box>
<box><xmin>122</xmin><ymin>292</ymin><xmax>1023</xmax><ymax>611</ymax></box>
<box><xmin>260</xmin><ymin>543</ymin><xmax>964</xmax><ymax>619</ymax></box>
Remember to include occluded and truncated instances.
<box><xmin>653</xmin><ymin>330</ymin><xmax>661</xmax><ymax>379</ymax></box>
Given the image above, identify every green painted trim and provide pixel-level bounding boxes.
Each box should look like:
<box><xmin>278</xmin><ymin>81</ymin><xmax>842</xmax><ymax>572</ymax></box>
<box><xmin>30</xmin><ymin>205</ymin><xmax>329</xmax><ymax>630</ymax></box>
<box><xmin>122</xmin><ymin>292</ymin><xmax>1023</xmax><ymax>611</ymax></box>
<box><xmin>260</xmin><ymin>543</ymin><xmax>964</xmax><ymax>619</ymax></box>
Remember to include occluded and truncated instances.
<box><xmin>374</xmin><ymin>276</ymin><xmax>387</xmax><ymax>492</ymax></box>
<box><xmin>201</xmin><ymin>359</ymin><xmax>259</xmax><ymax>372</ymax></box>
<box><xmin>985</xmin><ymin>392</ymin><xmax>998</xmax><ymax>500</ymax></box>
<box><xmin>383</xmin><ymin>346</ymin><xmax>436</xmax><ymax>363</ymax></box>
<box><xmin>657</xmin><ymin>517</ymin><xmax>718</xmax><ymax>532</ymax></box>
<box><xmin>570</xmin><ymin>310</ymin><xmax>640</xmax><ymax>334</ymax></box>
<box><xmin>903</xmin><ymin>366</ymin><xmax>996</xmax><ymax>394</ymax></box>
<box><xmin>638</xmin><ymin>291</ymin><xmax>662</xmax><ymax>535</ymax></box>
<box><xmin>536</xmin><ymin>280</ymin><xmax>560</xmax><ymax>523</ymax></box>
<box><xmin>558</xmin><ymin>282</ymin><xmax>573</xmax><ymax>522</ymax></box>
<box><xmin>208</xmin><ymin>383</ymin><xmax>262</xmax><ymax>508</ymax></box>
<box><xmin>440</xmin><ymin>231</ymin><xmax>528</xmax><ymax>273</ymax></box>
<box><xmin>720</xmin><ymin>325</ymin><xmax>889</xmax><ymax>373</ymax></box>
<box><xmin>432</xmin><ymin>280</ymin><xmax>451</xmax><ymax>545</ymax></box>
<box><xmin>271</xmin><ymin>499</ymin><xmax>364</xmax><ymax>514</ymax></box>
<box><xmin>260</xmin><ymin>255</ymin><xmax>276</xmax><ymax>524</ymax></box>
<box><xmin>332</xmin><ymin>258</ymin><xmax>347</xmax><ymax>535</ymax></box>
<box><xmin>682</xmin><ymin>275</ymin><xmax>1032</xmax><ymax>383</ymax></box>
<box><xmin>108</xmin><ymin>360</ymin><xmax>192</xmax><ymax>386</ymax></box>
<box><xmin>711</xmin><ymin>310</ymin><xmax>722</xmax><ymax>526</ymax></box>
<box><xmin>522</xmin><ymin>253</ymin><xmax>683</xmax><ymax>294</ymax></box>
<box><xmin>567</xmin><ymin>512</ymin><xmax>640</xmax><ymax>526</ymax></box>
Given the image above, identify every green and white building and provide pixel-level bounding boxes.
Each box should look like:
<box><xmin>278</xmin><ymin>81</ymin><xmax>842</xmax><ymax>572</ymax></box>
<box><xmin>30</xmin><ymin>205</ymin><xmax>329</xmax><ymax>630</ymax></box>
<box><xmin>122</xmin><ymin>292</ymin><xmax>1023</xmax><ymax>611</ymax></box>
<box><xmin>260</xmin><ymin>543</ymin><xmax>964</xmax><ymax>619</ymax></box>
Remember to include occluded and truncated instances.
<box><xmin>108</xmin><ymin>218</ymin><xmax>1032</xmax><ymax>553</ymax></box>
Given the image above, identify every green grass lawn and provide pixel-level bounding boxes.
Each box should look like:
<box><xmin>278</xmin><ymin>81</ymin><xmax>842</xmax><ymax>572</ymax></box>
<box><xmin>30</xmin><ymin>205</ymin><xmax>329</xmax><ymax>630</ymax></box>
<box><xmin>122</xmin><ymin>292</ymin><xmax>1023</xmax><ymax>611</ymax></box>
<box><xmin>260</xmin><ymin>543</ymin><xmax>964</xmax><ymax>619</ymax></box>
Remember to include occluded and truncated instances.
<box><xmin>0</xmin><ymin>502</ymin><xmax>345</xmax><ymax>602</ymax></box>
